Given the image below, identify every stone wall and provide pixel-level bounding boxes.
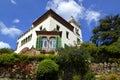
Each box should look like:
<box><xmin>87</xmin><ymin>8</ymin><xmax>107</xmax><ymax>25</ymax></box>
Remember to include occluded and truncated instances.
<box><xmin>1</xmin><ymin>62</ymin><xmax>120</xmax><ymax>79</ymax></box>
<box><xmin>91</xmin><ymin>62</ymin><xmax>120</xmax><ymax>75</ymax></box>
<box><xmin>0</xmin><ymin>61</ymin><xmax>38</xmax><ymax>79</ymax></box>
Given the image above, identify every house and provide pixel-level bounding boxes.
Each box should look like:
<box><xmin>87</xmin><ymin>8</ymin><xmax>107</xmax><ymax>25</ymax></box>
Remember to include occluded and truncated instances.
<box><xmin>15</xmin><ymin>9</ymin><xmax>82</xmax><ymax>54</ymax></box>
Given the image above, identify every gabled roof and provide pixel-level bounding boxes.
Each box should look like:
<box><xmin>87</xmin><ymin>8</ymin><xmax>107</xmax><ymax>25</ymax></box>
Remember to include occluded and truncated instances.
<box><xmin>33</xmin><ymin>9</ymin><xmax>74</xmax><ymax>32</ymax></box>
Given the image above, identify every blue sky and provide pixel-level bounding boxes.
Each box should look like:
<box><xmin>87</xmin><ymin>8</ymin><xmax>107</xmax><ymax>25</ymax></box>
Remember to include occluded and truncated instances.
<box><xmin>0</xmin><ymin>0</ymin><xmax>120</xmax><ymax>50</ymax></box>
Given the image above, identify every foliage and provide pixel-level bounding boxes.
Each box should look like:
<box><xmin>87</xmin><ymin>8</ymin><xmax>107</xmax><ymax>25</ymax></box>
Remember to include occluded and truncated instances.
<box><xmin>80</xmin><ymin>42</ymin><xmax>98</xmax><ymax>62</ymax></box>
<box><xmin>84</xmin><ymin>71</ymin><xmax>96</xmax><ymax>80</ymax></box>
<box><xmin>0</xmin><ymin>53</ymin><xmax>59</xmax><ymax>67</ymax></box>
<box><xmin>81</xmin><ymin>42</ymin><xmax>120</xmax><ymax>63</ymax></box>
<box><xmin>0</xmin><ymin>53</ymin><xmax>18</xmax><ymax>66</ymax></box>
<box><xmin>108</xmin><ymin>73</ymin><xmax>119</xmax><ymax>80</ymax></box>
<box><xmin>36</xmin><ymin>59</ymin><xmax>59</xmax><ymax>80</ymax></box>
<box><xmin>73</xmin><ymin>74</ymin><xmax>81</xmax><ymax>80</ymax></box>
<box><xmin>0</xmin><ymin>53</ymin><xmax>59</xmax><ymax>79</ymax></box>
<box><xmin>107</xmin><ymin>40</ymin><xmax>120</xmax><ymax>58</ymax></box>
<box><xmin>0</xmin><ymin>48</ymin><xmax>14</xmax><ymax>54</ymax></box>
<box><xmin>58</xmin><ymin>46</ymin><xmax>90</xmax><ymax>80</ymax></box>
<box><xmin>99</xmin><ymin>74</ymin><xmax>106</xmax><ymax>80</ymax></box>
<box><xmin>91</xmin><ymin>14</ymin><xmax>120</xmax><ymax>46</ymax></box>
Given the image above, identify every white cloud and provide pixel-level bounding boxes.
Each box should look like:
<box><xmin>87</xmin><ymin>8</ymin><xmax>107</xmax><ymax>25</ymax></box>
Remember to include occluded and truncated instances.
<box><xmin>10</xmin><ymin>0</ymin><xmax>16</xmax><ymax>5</ymax></box>
<box><xmin>0</xmin><ymin>41</ymin><xmax>11</xmax><ymax>49</ymax></box>
<box><xmin>46</xmin><ymin>0</ymin><xmax>85</xmax><ymax>20</ymax></box>
<box><xmin>85</xmin><ymin>9</ymin><xmax>101</xmax><ymax>25</ymax></box>
<box><xmin>0</xmin><ymin>21</ymin><xmax>22</xmax><ymax>38</ymax></box>
<box><xmin>46</xmin><ymin>0</ymin><xmax>101</xmax><ymax>25</ymax></box>
<box><xmin>13</xmin><ymin>19</ymin><xmax>20</xmax><ymax>23</ymax></box>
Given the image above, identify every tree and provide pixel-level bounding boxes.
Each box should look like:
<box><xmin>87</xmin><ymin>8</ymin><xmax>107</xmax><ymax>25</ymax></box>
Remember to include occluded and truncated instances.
<box><xmin>91</xmin><ymin>14</ymin><xmax>120</xmax><ymax>46</ymax></box>
<box><xmin>80</xmin><ymin>42</ymin><xmax>109</xmax><ymax>63</ymax></box>
<box><xmin>58</xmin><ymin>46</ymin><xmax>90</xmax><ymax>80</ymax></box>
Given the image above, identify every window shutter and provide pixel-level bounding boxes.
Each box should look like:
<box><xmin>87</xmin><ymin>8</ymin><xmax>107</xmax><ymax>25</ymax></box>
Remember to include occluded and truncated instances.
<box><xmin>36</xmin><ymin>36</ymin><xmax>41</xmax><ymax>50</ymax></box>
<box><xmin>56</xmin><ymin>36</ymin><xmax>61</xmax><ymax>49</ymax></box>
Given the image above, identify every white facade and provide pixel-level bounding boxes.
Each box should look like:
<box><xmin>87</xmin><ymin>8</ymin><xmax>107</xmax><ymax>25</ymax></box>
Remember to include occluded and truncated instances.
<box><xmin>15</xmin><ymin>9</ymin><xmax>82</xmax><ymax>53</ymax></box>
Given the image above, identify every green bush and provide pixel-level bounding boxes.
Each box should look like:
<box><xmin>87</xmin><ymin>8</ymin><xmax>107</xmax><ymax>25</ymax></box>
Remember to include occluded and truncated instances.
<box><xmin>35</xmin><ymin>54</ymin><xmax>46</xmax><ymax>61</ymax></box>
<box><xmin>73</xmin><ymin>74</ymin><xmax>80</xmax><ymax>80</ymax></box>
<box><xmin>0</xmin><ymin>53</ymin><xmax>18</xmax><ymax>66</ymax></box>
<box><xmin>0</xmin><ymin>48</ymin><xmax>14</xmax><ymax>54</ymax></box>
<box><xmin>108</xmin><ymin>73</ymin><xmax>119</xmax><ymax>80</ymax></box>
<box><xmin>0</xmin><ymin>53</ymin><xmax>59</xmax><ymax>66</ymax></box>
<box><xmin>36</xmin><ymin>59</ymin><xmax>59</xmax><ymax>80</ymax></box>
<box><xmin>46</xmin><ymin>54</ymin><xmax>59</xmax><ymax>63</ymax></box>
<box><xmin>84</xmin><ymin>71</ymin><xmax>95</xmax><ymax>80</ymax></box>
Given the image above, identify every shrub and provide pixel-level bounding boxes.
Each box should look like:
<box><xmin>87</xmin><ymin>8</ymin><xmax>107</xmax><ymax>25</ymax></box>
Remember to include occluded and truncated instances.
<box><xmin>0</xmin><ymin>53</ymin><xmax>30</xmax><ymax>66</ymax></box>
<box><xmin>0</xmin><ymin>53</ymin><xmax>18</xmax><ymax>66</ymax></box>
<box><xmin>108</xmin><ymin>73</ymin><xmax>119</xmax><ymax>80</ymax></box>
<box><xmin>46</xmin><ymin>54</ymin><xmax>59</xmax><ymax>63</ymax></box>
<box><xmin>99</xmin><ymin>74</ymin><xmax>106</xmax><ymax>80</ymax></box>
<box><xmin>84</xmin><ymin>71</ymin><xmax>96</xmax><ymax>80</ymax></box>
<box><xmin>35</xmin><ymin>54</ymin><xmax>46</xmax><ymax>61</ymax></box>
<box><xmin>73</xmin><ymin>74</ymin><xmax>80</xmax><ymax>80</ymax></box>
<box><xmin>36</xmin><ymin>59</ymin><xmax>59</xmax><ymax>80</ymax></box>
<box><xmin>0</xmin><ymin>48</ymin><xmax>13</xmax><ymax>54</ymax></box>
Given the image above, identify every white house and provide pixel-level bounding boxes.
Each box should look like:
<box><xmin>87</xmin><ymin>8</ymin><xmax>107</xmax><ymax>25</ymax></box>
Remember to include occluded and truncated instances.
<box><xmin>15</xmin><ymin>9</ymin><xmax>82</xmax><ymax>54</ymax></box>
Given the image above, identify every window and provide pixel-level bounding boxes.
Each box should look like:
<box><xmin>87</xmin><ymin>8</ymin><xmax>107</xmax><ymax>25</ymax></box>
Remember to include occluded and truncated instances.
<box><xmin>75</xmin><ymin>28</ymin><xmax>79</xmax><ymax>35</ymax></box>
<box><xmin>21</xmin><ymin>34</ymin><xmax>32</xmax><ymax>46</ymax></box>
<box><xmin>64</xmin><ymin>44</ymin><xmax>68</xmax><ymax>48</ymax></box>
<box><xmin>77</xmin><ymin>38</ymin><xmax>80</xmax><ymax>45</ymax></box>
<box><xmin>56</xmin><ymin>25</ymin><xmax>60</xmax><ymax>31</ymax></box>
<box><xmin>40</xmin><ymin>26</ymin><xmax>42</xmax><ymax>30</ymax></box>
<box><xmin>66</xmin><ymin>31</ymin><xmax>69</xmax><ymax>39</ymax></box>
<box><xmin>21</xmin><ymin>41</ymin><xmax>23</xmax><ymax>46</ymax></box>
<box><xmin>49</xmin><ymin>37</ymin><xmax>56</xmax><ymax>50</ymax></box>
<box><xmin>42</xmin><ymin>37</ymin><xmax>48</xmax><ymax>50</ymax></box>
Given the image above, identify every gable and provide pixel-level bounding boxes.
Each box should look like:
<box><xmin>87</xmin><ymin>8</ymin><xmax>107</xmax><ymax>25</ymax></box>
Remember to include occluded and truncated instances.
<box><xmin>33</xmin><ymin>9</ymin><xmax>74</xmax><ymax>32</ymax></box>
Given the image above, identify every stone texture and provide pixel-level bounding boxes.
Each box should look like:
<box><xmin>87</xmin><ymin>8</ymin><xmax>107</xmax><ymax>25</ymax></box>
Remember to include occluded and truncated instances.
<box><xmin>91</xmin><ymin>62</ymin><xmax>120</xmax><ymax>75</ymax></box>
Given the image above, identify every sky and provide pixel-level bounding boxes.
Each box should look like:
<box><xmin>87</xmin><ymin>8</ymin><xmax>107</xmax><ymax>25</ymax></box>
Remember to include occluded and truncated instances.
<box><xmin>0</xmin><ymin>0</ymin><xmax>120</xmax><ymax>50</ymax></box>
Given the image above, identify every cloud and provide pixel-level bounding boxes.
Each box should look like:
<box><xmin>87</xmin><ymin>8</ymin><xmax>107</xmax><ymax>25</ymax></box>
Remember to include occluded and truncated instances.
<box><xmin>0</xmin><ymin>21</ymin><xmax>22</xmax><ymax>38</ymax></box>
<box><xmin>85</xmin><ymin>9</ymin><xmax>101</xmax><ymax>25</ymax></box>
<box><xmin>0</xmin><ymin>41</ymin><xmax>11</xmax><ymax>49</ymax></box>
<box><xmin>46</xmin><ymin>0</ymin><xmax>85</xmax><ymax>20</ymax></box>
<box><xmin>13</xmin><ymin>19</ymin><xmax>20</xmax><ymax>23</ymax></box>
<box><xmin>10</xmin><ymin>0</ymin><xmax>16</xmax><ymax>5</ymax></box>
<box><xmin>46</xmin><ymin>0</ymin><xmax>101</xmax><ymax>25</ymax></box>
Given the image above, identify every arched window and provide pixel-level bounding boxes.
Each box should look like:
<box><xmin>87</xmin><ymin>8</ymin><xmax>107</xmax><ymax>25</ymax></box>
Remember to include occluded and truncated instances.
<box><xmin>42</xmin><ymin>37</ymin><xmax>48</xmax><ymax>50</ymax></box>
<box><xmin>49</xmin><ymin>37</ymin><xmax>56</xmax><ymax>50</ymax></box>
